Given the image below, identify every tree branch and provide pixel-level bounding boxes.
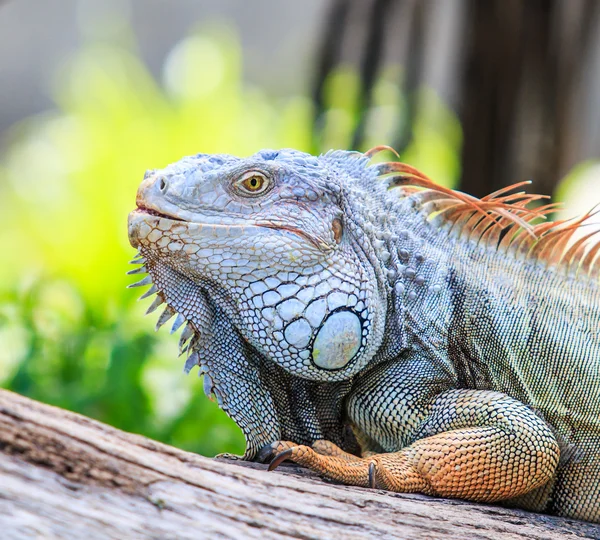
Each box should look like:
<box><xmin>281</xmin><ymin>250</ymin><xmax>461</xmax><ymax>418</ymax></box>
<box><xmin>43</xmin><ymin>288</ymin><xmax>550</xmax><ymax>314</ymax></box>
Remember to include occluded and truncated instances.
<box><xmin>0</xmin><ymin>389</ymin><xmax>598</xmax><ymax>539</ymax></box>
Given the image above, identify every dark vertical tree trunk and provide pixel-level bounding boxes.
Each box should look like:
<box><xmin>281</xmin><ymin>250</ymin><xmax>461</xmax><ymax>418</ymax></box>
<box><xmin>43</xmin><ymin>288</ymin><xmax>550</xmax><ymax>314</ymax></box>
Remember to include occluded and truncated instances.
<box><xmin>312</xmin><ymin>0</ymin><xmax>600</xmax><ymax>199</ymax></box>
<box><xmin>393</xmin><ymin>0</ymin><xmax>426</xmax><ymax>153</ymax></box>
<box><xmin>351</xmin><ymin>0</ymin><xmax>394</xmax><ymax>150</ymax></box>
<box><xmin>311</xmin><ymin>0</ymin><xmax>352</xmax><ymax>153</ymax></box>
<box><xmin>457</xmin><ymin>0</ymin><xmax>526</xmax><ymax>198</ymax></box>
<box><xmin>458</xmin><ymin>0</ymin><xmax>599</xmax><ymax>198</ymax></box>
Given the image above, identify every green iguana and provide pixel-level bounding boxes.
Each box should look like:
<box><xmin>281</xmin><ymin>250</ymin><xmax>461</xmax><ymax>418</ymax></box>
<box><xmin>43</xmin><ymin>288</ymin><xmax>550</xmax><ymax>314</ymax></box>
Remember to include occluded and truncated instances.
<box><xmin>127</xmin><ymin>147</ymin><xmax>600</xmax><ymax>523</ymax></box>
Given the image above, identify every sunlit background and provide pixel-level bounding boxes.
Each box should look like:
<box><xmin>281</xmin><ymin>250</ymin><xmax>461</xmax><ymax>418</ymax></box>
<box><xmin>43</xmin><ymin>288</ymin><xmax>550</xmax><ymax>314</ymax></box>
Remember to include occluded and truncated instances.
<box><xmin>1</xmin><ymin>0</ymin><xmax>599</xmax><ymax>457</ymax></box>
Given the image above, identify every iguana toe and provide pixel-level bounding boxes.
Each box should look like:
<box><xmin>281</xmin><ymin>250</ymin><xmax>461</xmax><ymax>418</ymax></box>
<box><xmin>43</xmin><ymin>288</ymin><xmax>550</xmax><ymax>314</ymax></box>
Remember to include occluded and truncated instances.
<box><xmin>258</xmin><ymin>440</ymin><xmax>300</xmax><ymax>463</ymax></box>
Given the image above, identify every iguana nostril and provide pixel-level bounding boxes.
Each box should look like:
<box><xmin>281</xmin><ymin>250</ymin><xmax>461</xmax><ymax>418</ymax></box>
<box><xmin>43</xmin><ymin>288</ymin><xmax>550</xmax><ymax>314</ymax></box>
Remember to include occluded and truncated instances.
<box><xmin>158</xmin><ymin>177</ymin><xmax>168</xmax><ymax>193</ymax></box>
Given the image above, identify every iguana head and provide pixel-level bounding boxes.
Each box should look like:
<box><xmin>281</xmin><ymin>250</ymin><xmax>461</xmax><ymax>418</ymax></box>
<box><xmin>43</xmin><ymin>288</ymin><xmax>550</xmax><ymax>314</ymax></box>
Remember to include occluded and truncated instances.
<box><xmin>129</xmin><ymin>149</ymin><xmax>388</xmax><ymax>378</ymax></box>
<box><xmin>128</xmin><ymin>149</ymin><xmax>390</xmax><ymax>456</ymax></box>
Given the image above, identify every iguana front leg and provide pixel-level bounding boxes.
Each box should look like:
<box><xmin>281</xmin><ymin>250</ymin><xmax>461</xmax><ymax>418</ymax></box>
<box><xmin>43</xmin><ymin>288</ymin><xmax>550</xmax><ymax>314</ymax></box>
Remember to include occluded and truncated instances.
<box><xmin>269</xmin><ymin>389</ymin><xmax>560</xmax><ymax>503</ymax></box>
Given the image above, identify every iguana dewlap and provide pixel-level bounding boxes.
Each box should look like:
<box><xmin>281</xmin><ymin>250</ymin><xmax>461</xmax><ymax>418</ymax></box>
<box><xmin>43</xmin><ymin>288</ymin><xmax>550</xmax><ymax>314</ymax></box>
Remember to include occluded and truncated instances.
<box><xmin>128</xmin><ymin>147</ymin><xmax>600</xmax><ymax>523</ymax></box>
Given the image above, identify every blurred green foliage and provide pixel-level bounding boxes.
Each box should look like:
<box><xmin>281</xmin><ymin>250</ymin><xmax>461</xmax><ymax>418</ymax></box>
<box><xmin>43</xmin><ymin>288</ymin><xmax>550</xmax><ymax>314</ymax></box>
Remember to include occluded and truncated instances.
<box><xmin>0</xmin><ymin>25</ymin><xmax>461</xmax><ymax>456</ymax></box>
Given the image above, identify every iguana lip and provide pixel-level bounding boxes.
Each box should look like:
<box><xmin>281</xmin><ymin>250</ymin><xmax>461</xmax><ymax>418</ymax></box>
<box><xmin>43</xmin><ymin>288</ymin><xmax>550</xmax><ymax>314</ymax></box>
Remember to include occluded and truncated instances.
<box><xmin>135</xmin><ymin>205</ymin><xmax>186</xmax><ymax>222</ymax></box>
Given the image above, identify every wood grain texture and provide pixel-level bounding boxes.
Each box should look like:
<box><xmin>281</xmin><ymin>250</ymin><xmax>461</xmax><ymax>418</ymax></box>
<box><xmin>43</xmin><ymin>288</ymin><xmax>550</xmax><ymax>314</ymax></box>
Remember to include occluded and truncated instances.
<box><xmin>0</xmin><ymin>389</ymin><xmax>599</xmax><ymax>540</ymax></box>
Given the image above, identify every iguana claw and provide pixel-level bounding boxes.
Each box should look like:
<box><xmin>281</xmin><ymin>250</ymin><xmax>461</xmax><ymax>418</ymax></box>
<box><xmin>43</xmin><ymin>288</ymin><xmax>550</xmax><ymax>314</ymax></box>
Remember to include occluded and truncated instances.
<box><xmin>368</xmin><ymin>461</ymin><xmax>377</xmax><ymax>489</ymax></box>
<box><xmin>268</xmin><ymin>448</ymin><xmax>294</xmax><ymax>471</ymax></box>
<box><xmin>258</xmin><ymin>440</ymin><xmax>299</xmax><ymax>463</ymax></box>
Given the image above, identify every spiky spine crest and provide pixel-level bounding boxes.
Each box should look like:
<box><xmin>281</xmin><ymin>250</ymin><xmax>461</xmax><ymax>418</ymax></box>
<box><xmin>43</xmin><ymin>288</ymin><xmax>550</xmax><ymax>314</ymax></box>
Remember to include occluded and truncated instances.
<box><xmin>368</xmin><ymin>148</ymin><xmax>600</xmax><ymax>280</ymax></box>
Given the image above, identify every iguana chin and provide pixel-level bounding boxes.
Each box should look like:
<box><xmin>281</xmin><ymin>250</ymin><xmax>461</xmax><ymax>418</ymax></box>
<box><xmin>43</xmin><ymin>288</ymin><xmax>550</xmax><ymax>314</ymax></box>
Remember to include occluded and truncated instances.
<box><xmin>127</xmin><ymin>147</ymin><xmax>600</xmax><ymax>523</ymax></box>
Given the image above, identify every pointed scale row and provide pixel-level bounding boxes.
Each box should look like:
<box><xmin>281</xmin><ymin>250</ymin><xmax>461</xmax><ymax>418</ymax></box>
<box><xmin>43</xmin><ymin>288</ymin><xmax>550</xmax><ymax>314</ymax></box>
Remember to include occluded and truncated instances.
<box><xmin>369</xmin><ymin>153</ymin><xmax>600</xmax><ymax>281</ymax></box>
<box><xmin>126</xmin><ymin>251</ymin><xmax>200</xmax><ymax>362</ymax></box>
<box><xmin>126</xmin><ymin>253</ymin><xmax>208</xmax><ymax>395</ymax></box>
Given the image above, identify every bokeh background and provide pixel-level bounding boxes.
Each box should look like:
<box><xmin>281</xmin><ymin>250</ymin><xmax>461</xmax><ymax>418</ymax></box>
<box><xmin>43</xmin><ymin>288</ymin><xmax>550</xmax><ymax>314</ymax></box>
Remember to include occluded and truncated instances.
<box><xmin>1</xmin><ymin>0</ymin><xmax>599</xmax><ymax>457</ymax></box>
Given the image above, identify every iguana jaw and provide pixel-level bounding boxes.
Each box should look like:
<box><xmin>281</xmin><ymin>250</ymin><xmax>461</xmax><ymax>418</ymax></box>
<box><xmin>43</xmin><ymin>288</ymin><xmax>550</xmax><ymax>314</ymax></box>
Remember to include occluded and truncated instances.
<box><xmin>129</xmin><ymin>207</ymin><xmax>331</xmax><ymax>252</ymax></box>
<box><xmin>128</xmin><ymin>205</ymin><xmax>382</xmax><ymax>384</ymax></box>
<box><xmin>128</xmin><ymin>208</ymin><xmax>278</xmax><ymax>249</ymax></box>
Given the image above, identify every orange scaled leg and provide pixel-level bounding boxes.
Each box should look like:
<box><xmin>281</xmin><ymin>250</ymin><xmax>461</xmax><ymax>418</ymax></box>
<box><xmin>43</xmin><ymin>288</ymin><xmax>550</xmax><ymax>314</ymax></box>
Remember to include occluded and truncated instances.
<box><xmin>269</xmin><ymin>426</ymin><xmax>559</xmax><ymax>502</ymax></box>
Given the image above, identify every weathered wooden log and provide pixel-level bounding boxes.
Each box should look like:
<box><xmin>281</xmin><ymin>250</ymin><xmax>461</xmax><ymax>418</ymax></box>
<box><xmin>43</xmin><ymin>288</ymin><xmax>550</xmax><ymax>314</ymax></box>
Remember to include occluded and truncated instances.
<box><xmin>0</xmin><ymin>388</ymin><xmax>598</xmax><ymax>539</ymax></box>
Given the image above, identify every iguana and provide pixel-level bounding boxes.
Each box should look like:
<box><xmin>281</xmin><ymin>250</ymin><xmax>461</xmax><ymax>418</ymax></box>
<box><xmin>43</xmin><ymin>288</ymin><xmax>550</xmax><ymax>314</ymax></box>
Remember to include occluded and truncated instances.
<box><xmin>127</xmin><ymin>147</ymin><xmax>600</xmax><ymax>523</ymax></box>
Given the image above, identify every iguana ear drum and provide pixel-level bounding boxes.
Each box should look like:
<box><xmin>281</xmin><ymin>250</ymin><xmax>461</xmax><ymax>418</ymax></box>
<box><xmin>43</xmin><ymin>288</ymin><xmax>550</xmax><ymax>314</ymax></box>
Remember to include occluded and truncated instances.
<box><xmin>332</xmin><ymin>217</ymin><xmax>343</xmax><ymax>244</ymax></box>
<box><xmin>311</xmin><ymin>310</ymin><xmax>362</xmax><ymax>370</ymax></box>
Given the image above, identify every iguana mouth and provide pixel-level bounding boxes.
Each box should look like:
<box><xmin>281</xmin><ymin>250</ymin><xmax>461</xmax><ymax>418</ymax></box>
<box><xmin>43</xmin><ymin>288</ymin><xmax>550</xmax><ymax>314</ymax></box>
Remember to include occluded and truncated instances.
<box><xmin>135</xmin><ymin>205</ymin><xmax>186</xmax><ymax>222</ymax></box>
<box><xmin>133</xmin><ymin>206</ymin><xmax>328</xmax><ymax>249</ymax></box>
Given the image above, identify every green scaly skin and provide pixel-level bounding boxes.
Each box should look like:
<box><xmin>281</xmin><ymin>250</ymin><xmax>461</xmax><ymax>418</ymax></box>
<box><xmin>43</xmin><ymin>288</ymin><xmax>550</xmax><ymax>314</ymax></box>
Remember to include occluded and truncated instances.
<box><xmin>128</xmin><ymin>149</ymin><xmax>600</xmax><ymax>523</ymax></box>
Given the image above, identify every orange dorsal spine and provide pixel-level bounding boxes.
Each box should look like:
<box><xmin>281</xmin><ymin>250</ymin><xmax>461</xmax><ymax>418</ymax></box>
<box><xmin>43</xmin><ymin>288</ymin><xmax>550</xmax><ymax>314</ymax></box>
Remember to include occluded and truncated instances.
<box><xmin>367</xmin><ymin>148</ymin><xmax>600</xmax><ymax>281</ymax></box>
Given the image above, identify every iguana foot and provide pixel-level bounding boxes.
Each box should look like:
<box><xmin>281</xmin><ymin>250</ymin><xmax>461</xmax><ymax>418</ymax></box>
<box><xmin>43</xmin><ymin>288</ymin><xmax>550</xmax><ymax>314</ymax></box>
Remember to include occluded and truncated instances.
<box><xmin>268</xmin><ymin>442</ymin><xmax>378</xmax><ymax>488</ymax></box>
<box><xmin>267</xmin><ymin>441</ymin><xmax>427</xmax><ymax>491</ymax></box>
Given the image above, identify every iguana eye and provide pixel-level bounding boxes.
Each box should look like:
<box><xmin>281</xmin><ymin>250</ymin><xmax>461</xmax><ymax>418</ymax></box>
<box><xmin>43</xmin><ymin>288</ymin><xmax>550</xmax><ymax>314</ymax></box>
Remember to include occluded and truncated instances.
<box><xmin>234</xmin><ymin>171</ymin><xmax>271</xmax><ymax>196</ymax></box>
